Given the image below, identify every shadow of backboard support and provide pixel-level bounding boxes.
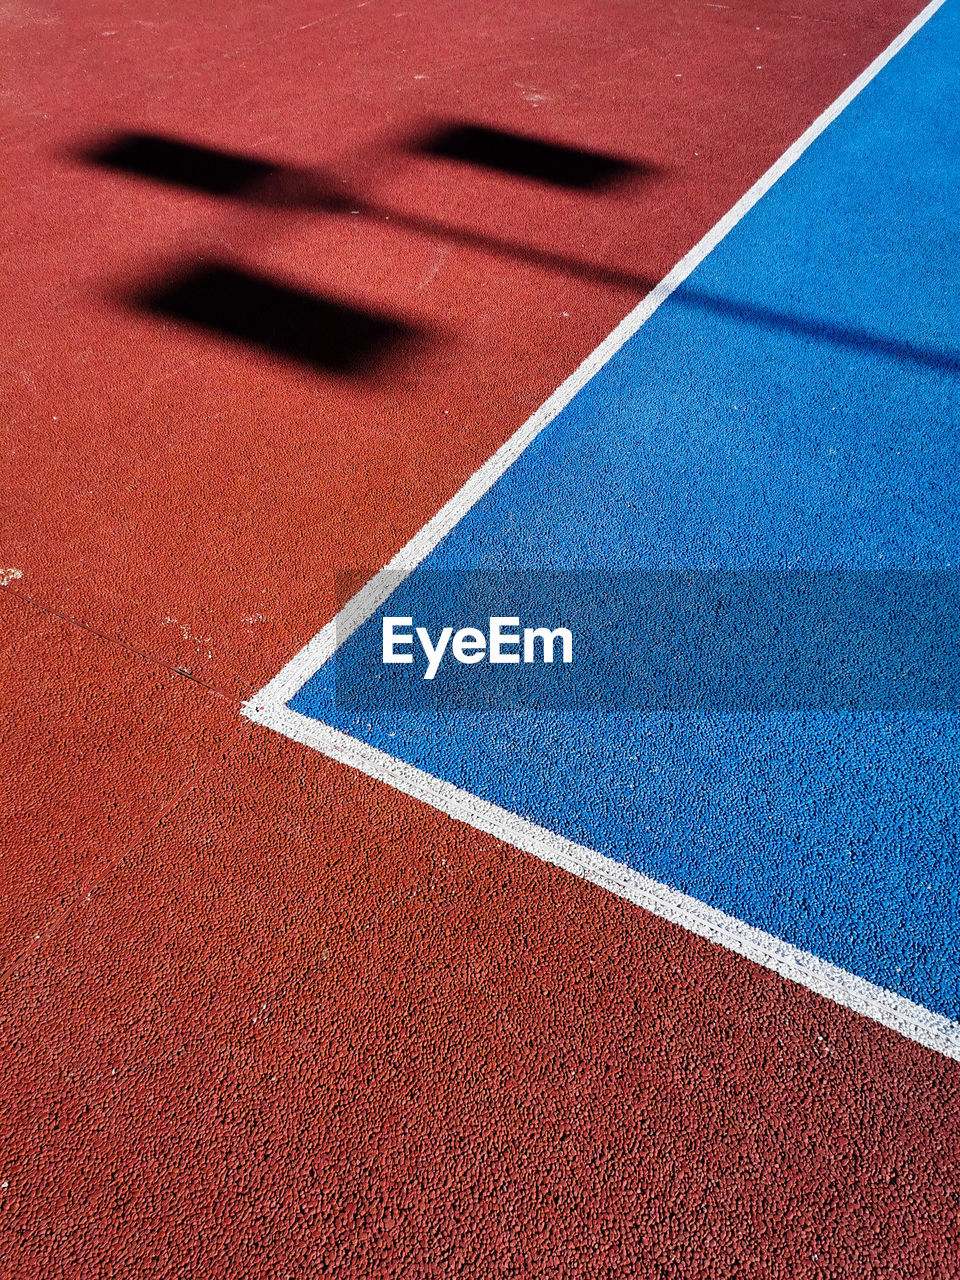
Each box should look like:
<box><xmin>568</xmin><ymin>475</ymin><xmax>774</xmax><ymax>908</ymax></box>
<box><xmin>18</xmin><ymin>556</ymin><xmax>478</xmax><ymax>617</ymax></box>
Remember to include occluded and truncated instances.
<box><xmin>134</xmin><ymin>264</ymin><xmax>424</xmax><ymax>376</ymax></box>
<box><xmin>413</xmin><ymin>124</ymin><xmax>651</xmax><ymax>189</ymax></box>
<box><xmin>81</xmin><ymin>131</ymin><xmax>957</xmax><ymax>378</ymax></box>
<box><xmin>87</xmin><ymin>134</ymin><xmax>283</xmax><ymax>198</ymax></box>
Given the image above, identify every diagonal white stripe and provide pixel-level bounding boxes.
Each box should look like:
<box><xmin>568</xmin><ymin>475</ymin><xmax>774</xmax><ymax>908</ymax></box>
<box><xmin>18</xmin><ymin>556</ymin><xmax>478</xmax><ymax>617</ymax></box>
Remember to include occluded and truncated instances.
<box><xmin>245</xmin><ymin>702</ymin><xmax>960</xmax><ymax>1062</ymax></box>
<box><xmin>246</xmin><ymin>0</ymin><xmax>949</xmax><ymax>711</ymax></box>
<box><xmin>243</xmin><ymin>0</ymin><xmax>958</xmax><ymax>1059</ymax></box>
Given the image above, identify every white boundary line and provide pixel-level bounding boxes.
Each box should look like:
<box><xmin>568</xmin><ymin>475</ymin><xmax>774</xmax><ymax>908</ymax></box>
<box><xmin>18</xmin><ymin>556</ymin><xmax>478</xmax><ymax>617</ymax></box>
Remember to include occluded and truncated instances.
<box><xmin>245</xmin><ymin>705</ymin><xmax>960</xmax><ymax>1062</ymax></box>
<box><xmin>246</xmin><ymin>0</ymin><xmax>948</xmax><ymax>711</ymax></box>
<box><xmin>244</xmin><ymin>0</ymin><xmax>960</xmax><ymax>1061</ymax></box>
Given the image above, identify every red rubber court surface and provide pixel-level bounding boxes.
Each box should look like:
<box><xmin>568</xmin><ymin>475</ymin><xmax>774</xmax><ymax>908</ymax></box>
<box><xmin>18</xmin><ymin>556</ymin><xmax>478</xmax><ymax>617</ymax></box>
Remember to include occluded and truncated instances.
<box><xmin>2</xmin><ymin>0</ymin><xmax>926</xmax><ymax>691</ymax></box>
<box><xmin>2</xmin><ymin>0</ymin><xmax>958</xmax><ymax>1276</ymax></box>
<box><xmin>2</xmin><ymin>732</ymin><xmax>958</xmax><ymax>1278</ymax></box>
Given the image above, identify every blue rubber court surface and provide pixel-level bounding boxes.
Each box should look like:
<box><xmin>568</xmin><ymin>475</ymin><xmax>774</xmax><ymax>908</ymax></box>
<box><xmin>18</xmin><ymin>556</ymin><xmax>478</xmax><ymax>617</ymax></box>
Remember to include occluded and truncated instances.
<box><xmin>279</xmin><ymin>0</ymin><xmax>960</xmax><ymax>1027</ymax></box>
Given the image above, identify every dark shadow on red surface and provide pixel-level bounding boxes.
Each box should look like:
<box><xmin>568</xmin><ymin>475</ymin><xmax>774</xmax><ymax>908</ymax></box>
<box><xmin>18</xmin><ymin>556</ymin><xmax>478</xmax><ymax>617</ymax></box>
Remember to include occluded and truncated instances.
<box><xmin>81</xmin><ymin>132</ymin><xmax>352</xmax><ymax>210</ymax></box>
<box><xmin>413</xmin><ymin>123</ymin><xmax>652</xmax><ymax>189</ymax></box>
<box><xmin>133</xmin><ymin>264</ymin><xmax>425</xmax><ymax>376</ymax></box>
<box><xmin>86</xmin><ymin>133</ymin><xmax>282</xmax><ymax>197</ymax></box>
<box><xmin>81</xmin><ymin>132</ymin><xmax>960</xmax><ymax>377</ymax></box>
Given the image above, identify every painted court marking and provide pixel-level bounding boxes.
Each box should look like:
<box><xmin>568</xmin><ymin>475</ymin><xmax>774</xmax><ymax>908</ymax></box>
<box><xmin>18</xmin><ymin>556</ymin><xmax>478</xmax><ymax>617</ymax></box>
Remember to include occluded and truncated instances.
<box><xmin>244</xmin><ymin>0</ymin><xmax>960</xmax><ymax>1061</ymax></box>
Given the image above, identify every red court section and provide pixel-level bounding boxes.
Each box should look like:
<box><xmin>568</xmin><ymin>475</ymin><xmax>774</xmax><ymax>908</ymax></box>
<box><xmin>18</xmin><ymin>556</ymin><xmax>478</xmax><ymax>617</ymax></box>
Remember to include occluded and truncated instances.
<box><xmin>0</xmin><ymin>591</ymin><xmax>228</xmax><ymax>965</ymax></box>
<box><xmin>2</xmin><ymin>0</ymin><xmax>924</xmax><ymax>694</ymax></box>
<box><xmin>2</xmin><ymin>728</ymin><xmax>958</xmax><ymax>1278</ymax></box>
